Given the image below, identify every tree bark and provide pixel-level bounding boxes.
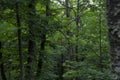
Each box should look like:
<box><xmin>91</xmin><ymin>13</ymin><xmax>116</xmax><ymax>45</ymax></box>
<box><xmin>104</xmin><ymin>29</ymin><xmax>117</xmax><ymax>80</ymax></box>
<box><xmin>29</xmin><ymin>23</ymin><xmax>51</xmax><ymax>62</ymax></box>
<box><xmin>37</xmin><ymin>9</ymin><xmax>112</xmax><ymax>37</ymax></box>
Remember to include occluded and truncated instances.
<box><xmin>26</xmin><ymin>1</ymin><xmax>36</xmax><ymax>80</ymax></box>
<box><xmin>36</xmin><ymin>0</ymin><xmax>50</xmax><ymax>78</ymax></box>
<box><xmin>15</xmin><ymin>2</ymin><xmax>24</xmax><ymax>80</ymax></box>
<box><xmin>65</xmin><ymin>0</ymin><xmax>70</xmax><ymax>18</ymax></box>
<box><xmin>58</xmin><ymin>54</ymin><xmax>64</xmax><ymax>80</ymax></box>
<box><xmin>65</xmin><ymin>0</ymin><xmax>71</xmax><ymax>60</ymax></box>
<box><xmin>75</xmin><ymin>0</ymin><xmax>80</xmax><ymax>80</ymax></box>
<box><xmin>0</xmin><ymin>42</ymin><xmax>7</xmax><ymax>80</ymax></box>
<box><xmin>107</xmin><ymin>0</ymin><xmax>120</xmax><ymax>80</ymax></box>
<box><xmin>75</xmin><ymin>0</ymin><xmax>80</xmax><ymax>62</ymax></box>
<box><xmin>37</xmin><ymin>34</ymin><xmax>46</xmax><ymax>76</ymax></box>
<box><xmin>65</xmin><ymin>0</ymin><xmax>73</xmax><ymax>80</ymax></box>
<box><xmin>98</xmin><ymin>0</ymin><xmax>103</xmax><ymax>72</ymax></box>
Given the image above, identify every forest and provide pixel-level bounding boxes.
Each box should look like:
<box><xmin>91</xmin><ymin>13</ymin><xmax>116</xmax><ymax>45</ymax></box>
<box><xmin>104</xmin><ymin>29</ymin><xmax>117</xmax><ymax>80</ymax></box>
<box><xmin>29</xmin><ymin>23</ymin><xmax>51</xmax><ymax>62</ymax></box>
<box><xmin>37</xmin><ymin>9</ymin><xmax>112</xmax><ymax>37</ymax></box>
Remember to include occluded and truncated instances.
<box><xmin>0</xmin><ymin>0</ymin><xmax>120</xmax><ymax>80</ymax></box>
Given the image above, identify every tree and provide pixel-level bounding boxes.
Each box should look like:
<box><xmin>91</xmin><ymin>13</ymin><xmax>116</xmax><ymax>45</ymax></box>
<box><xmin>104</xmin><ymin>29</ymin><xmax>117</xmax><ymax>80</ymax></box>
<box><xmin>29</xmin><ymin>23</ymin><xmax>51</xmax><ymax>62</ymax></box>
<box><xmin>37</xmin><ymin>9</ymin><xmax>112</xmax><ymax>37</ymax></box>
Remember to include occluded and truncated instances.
<box><xmin>107</xmin><ymin>0</ymin><xmax>120</xmax><ymax>80</ymax></box>
<box><xmin>0</xmin><ymin>0</ymin><xmax>114</xmax><ymax>80</ymax></box>
<box><xmin>37</xmin><ymin>0</ymin><xmax>50</xmax><ymax>77</ymax></box>
<box><xmin>15</xmin><ymin>1</ymin><xmax>24</xmax><ymax>80</ymax></box>
<box><xmin>0</xmin><ymin>42</ymin><xmax>7</xmax><ymax>80</ymax></box>
<box><xmin>26</xmin><ymin>0</ymin><xmax>36</xmax><ymax>80</ymax></box>
<box><xmin>65</xmin><ymin>0</ymin><xmax>72</xmax><ymax>61</ymax></box>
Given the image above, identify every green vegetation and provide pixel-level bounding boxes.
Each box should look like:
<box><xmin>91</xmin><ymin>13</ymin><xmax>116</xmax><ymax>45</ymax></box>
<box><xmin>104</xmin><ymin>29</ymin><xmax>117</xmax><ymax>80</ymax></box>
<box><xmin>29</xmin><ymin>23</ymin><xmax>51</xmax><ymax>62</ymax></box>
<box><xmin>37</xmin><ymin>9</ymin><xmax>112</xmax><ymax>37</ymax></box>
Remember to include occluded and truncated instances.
<box><xmin>0</xmin><ymin>0</ymin><xmax>113</xmax><ymax>80</ymax></box>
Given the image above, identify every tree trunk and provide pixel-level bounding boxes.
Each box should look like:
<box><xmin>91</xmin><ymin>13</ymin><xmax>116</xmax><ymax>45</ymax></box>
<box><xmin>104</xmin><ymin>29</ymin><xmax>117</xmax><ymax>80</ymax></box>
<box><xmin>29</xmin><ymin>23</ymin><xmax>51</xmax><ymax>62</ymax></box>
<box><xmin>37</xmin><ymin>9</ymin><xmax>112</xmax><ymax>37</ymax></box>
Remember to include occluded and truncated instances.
<box><xmin>26</xmin><ymin>1</ymin><xmax>36</xmax><ymax>80</ymax></box>
<box><xmin>75</xmin><ymin>0</ymin><xmax>80</xmax><ymax>62</ymax></box>
<box><xmin>0</xmin><ymin>42</ymin><xmax>7</xmax><ymax>80</ymax></box>
<box><xmin>27</xmin><ymin>41</ymin><xmax>36</xmax><ymax>80</ymax></box>
<box><xmin>15</xmin><ymin>2</ymin><xmax>24</xmax><ymax>80</ymax></box>
<box><xmin>65</xmin><ymin>0</ymin><xmax>70</xmax><ymax>18</ymax></box>
<box><xmin>107</xmin><ymin>0</ymin><xmax>120</xmax><ymax>79</ymax></box>
<box><xmin>58</xmin><ymin>54</ymin><xmax>64</xmax><ymax>80</ymax></box>
<box><xmin>98</xmin><ymin>0</ymin><xmax>103</xmax><ymax>72</ymax></box>
<box><xmin>65</xmin><ymin>0</ymin><xmax>73</xmax><ymax>80</ymax></box>
<box><xmin>36</xmin><ymin>0</ymin><xmax>50</xmax><ymax>78</ymax></box>
<box><xmin>65</xmin><ymin>0</ymin><xmax>71</xmax><ymax>60</ymax></box>
<box><xmin>75</xmin><ymin>0</ymin><xmax>80</xmax><ymax>80</ymax></box>
<box><xmin>37</xmin><ymin>34</ymin><xmax>46</xmax><ymax>76</ymax></box>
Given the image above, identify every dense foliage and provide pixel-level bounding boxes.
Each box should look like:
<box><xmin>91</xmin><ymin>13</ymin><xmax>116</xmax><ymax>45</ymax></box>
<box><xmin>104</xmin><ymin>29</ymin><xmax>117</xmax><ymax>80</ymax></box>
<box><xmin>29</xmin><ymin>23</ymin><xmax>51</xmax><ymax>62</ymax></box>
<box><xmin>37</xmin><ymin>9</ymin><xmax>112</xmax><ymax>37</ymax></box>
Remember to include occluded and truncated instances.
<box><xmin>0</xmin><ymin>0</ymin><xmax>112</xmax><ymax>80</ymax></box>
